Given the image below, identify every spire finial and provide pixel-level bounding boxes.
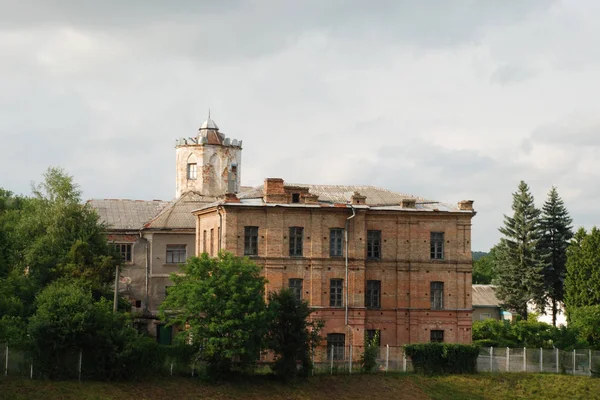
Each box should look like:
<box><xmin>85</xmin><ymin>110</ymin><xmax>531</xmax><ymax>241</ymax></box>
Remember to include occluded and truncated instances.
<box><xmin>208</xmin><ymin>108</ymin><xmax>211</xmax><ymax>119</ymax></box>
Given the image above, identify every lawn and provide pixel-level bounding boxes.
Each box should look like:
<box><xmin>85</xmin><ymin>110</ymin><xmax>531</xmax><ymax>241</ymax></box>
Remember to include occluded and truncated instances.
<box><xmin>1</xmin><ymin>373</ymin><xmax>599</xmax><ymax>400</ymax></box>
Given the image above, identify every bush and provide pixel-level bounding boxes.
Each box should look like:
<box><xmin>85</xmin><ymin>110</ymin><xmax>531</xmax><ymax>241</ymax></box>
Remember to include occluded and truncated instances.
<box><xmin>403</xmin><ymin>343</ymin><xmax>479</xmax><ymax>375</ymax></box>
<box><xmin>360</xmin><ymin>331</ymin><xmax>379</xmax><ymax>373</ymax></box>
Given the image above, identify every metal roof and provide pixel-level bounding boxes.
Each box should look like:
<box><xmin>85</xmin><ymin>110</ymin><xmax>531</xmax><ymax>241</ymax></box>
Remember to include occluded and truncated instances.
<box><xmin>200</xmin><ymin>117</ymin><xmax>218</xmax><ymax>130</ymax></box>
<box><xmin>472</xmin><ymin>285</ymin><xmax>502</xmax><ymax>308</ymax></box>
<box><xmin>87</xmin><ymin>199</ymin><xmax>170</xmax><ymax>230</ymax></box>
<box><xmin>143</xmin><ymin>191</ymin><xmax>217</xmax><ymax>230</ymax></box>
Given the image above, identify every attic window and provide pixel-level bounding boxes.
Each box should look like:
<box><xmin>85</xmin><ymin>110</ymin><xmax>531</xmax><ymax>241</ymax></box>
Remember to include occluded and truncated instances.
<box><xmin>292</xmin><ymin>193</ymin><xmax>300</xmax><ymax>203</ymax></box>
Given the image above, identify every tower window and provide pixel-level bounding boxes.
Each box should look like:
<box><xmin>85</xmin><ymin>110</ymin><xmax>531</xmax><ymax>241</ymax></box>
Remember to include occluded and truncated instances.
<box><xmin>187</xmin><ymin>163</ymin><xmax>197</xmax><ymax>180</ymax></box>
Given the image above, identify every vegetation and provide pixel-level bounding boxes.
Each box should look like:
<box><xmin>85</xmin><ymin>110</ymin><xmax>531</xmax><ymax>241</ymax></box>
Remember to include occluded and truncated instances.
<box><xmin>403</xmin><ymin>343</ymin><xmax>479</xmax><ymax>375</ymax></box>
<box><xmin>360</xmin><ymin>331</ymin><xmax>379</xmax><ymax>373</ymax></box>
<box><xmin>565</xmin><ymin>227</ymin><xmax>600</xmax><ymax>310</ymax></box>
<box><xmin>538</xmin><ymin>187</ymin><xmax>573</xmax><ymax>326</ymax></box>
<box><xmin>472</xmin><ymin>248</ymin><xmax>496</xmax><ymax>284</ymax></box>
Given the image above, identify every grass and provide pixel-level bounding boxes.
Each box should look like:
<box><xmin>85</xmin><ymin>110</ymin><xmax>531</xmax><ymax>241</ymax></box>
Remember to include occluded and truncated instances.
<box><xmin>1</xmin><ymin>373</ymin><xmax>599</xmax><ymax>400</ymax></box>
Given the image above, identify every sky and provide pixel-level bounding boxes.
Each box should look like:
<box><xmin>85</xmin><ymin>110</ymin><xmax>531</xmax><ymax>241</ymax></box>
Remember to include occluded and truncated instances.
<box><xmin>1</xmin><ymin>0</ymin><xmax>599</xmax><ymax>251</ymax></box>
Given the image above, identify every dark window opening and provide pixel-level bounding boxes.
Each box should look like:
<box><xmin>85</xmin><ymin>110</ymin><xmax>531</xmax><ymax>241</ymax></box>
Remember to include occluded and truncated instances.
<box><xmin>430</xmin><ymin>330</ymin><xmax>444</xmax><ymax>343</ymax></box>
<box><xmin>330</xmin><ymin>228</ymin><xmax>344</xmax><ymax>257</ymax></box>
<box><xmin>366</xmin><ymin>280</ymin><xmax>381</xmax><ymax>309</ymax></box>
<box><xmin>292</xmin><ymin>193</ymin><xmax>300</xmax><ymax>203</ymax></box>
<box><xmin>327</xmin><ymin>333</ymin><xmax>345</xmax><ymax>360</ymax></box>
<box><xmin>289</xmin><ymin>227</ymin><xmax>304</xmax><ymax>257</ymax></box>
<box><xmin>430</xmin><ymin>232</ymin><xmax>444</xmax><ymax>260</ymax></box>
<box><xmin>135</xmin><ymin>300</ymin><xmax>142</xmax><ymax>308</ymax></box>
<box><xmin>330</xmin><ymin>278</ymin><xmax>343</xmax><ymax>307</ymax></box>
<box><xmin>431</xmin><ymin>281</ymin><xmax>444</xmax><ymax>310</ymax></box>
<box><xmin>289</xmin><ymin>278</ymin><xmax>303</xmax><ymax>302</ymax></box>
<box><xmin>367</xmin><ymin>230</ymin><xmax>381</xmax><ymax>259</ymax></box>
<box><xmin>244</xmin><ymin>226</ymin><xmax>259</xmax><ymax>256</ymax></box>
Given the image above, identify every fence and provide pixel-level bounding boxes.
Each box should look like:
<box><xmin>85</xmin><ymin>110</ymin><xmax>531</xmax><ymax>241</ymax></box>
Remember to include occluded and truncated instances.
<box><xmin>2</xmin><ymin>343</ymin><xmax>599</xmax><ymax>379</ymax></box>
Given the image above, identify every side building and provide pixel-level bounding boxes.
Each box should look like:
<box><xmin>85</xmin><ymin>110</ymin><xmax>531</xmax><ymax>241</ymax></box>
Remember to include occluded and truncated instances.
<box><xmin>193</xmin><ymin>178</ymin><xmax>476</xmax><ymax>355</ymax></box>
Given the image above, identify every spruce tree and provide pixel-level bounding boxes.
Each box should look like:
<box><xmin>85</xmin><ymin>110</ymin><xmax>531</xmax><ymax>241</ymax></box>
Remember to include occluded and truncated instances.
<box><xmin>564</xmin><ymin>227</ymin><xmax>600</xmax><ymax>311</ymax></box>
<box><xmin>538</xmin><ymin>187</ymin><xmax>573</xmax><ymax>326</ymax></box>
<box><xmin>495</xmin><ymin>181</ymin><xmax>545</xmax><ymax>320</ymax></box>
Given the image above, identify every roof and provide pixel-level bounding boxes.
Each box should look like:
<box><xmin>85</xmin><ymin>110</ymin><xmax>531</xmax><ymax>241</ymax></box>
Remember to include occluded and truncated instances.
<box><xmin>87</xmin><ymin>199</ymin><xmax>170</xmax><ymax>230</ymax></box>
<box><xmin>472</xmin><ymin>285</ymin><xmax>502</xmax><ymax>308</ymax></box>
<box><xmin>143</xmin><ymin>191</ymin><xmax>218</xmax><ymax>230</ymax></box>
<box><xmin>200</xmin><ymin>117</ymin><xmax>218</xmax><ymax>131</ymax></box>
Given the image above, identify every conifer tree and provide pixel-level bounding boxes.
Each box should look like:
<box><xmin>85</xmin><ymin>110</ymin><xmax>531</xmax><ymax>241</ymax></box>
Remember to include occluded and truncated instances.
<box><xmin>538</xmin><ymin>187</ymin><xmax>573</xmax><ymax>326</ymax></box>
<box><xmin>495</xmin><ymin>181</ymin><xmax>545</xmax><ymax>320</ymax></box>
<box><xmin>564</xmin><ymin>227</ymin><xmax>600</xmax><ymax>310</ymax></box>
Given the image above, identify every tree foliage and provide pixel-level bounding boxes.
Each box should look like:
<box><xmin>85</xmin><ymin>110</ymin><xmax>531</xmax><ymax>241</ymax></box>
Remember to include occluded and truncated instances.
<box><xmin>495</xmin><ymin>181</ymin><xmax>545</xmax><ymax>320</ymax></box>
<box><xmin>473</xmin><ymin>248</ymin><xmax>497</xmax><ymax>284</ymax></box>
<box><xmin>569</xmin><ymin>306</ymin><xmax>600</xmax><ymax>349</ymax></box>
<box><xmin>159</xmin><ymin>252</ymin><xmax>269</xmax><ymax>379</ymax></box>
<box><xmin>360</xmin><ymin>331</ymin><xmax>379</xmax><ymax>373</ymax></box>
<box><xmin>538</xmin><ymin>187</ymin><xmax>573</xmax><ymax>326</ymax></box>
<box><xmin>265</xmin><ymin>289</ymin><xmax>323</xmax><ymax>380</ymax></box>
<box><xmin>565</xmin><ymin>227</ymin><xmax>600</xmax><ymax>310</ymax></box>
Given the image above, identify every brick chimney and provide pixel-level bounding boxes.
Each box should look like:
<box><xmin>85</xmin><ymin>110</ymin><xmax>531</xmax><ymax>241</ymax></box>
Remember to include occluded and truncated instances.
<box><xmin>458</xmin><ymin>200</ymin><xmax>474</xmax><ymax>211</ymax></box>
<box><xmin>223</xmin><ymin>192</ymin><xmax>240</xmax><ymax>203</ymax></box>
<box><xmin>401</xmin><ymin>198</ymin><xmax>416</xmax><ymax>209</ymax></box>
<box><xmin>264</xmin><ymin>178</ymin><xmax>288</xmax><ymax>203</ymax></box>
<box><xmin>351</xmin><ymin>192</ymin><xmax>367</xmax><ymax>205</ymax></box>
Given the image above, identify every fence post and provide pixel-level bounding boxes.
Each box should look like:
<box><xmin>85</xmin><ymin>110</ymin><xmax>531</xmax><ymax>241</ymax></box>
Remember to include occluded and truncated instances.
<box><xmin>523</xmin><ymin>347</ymin><xmax>526</xmax><ymax>372</ymax></box>
<box><xmin>385</xmin><ymin>344</ymin><xmax>389</xmax><ymax>373</ymax></box>
<box><xmin>4</xmin><ymin>344</ymin><xmax>7</xmax><ymax>377</ymax></box>
<box><xmin>330</xmin><ymin>346</ymin><xmax>334</xmax><ymax>375</ymax></box>
<box><xmin>573</xmin><ymin>350</ymin><xmax>576</xmax><ymax>375</ymax></box>
<box><xmin>78</xmin><ymin>349</ymin><xmax>82</xmax><ymax>382</ymax></box>
<box><xmin>30</xmin><ymin>363</ymin><xmax>33</xmax><ymax>380</ymax></box>
<box><xmin>556</xmin><ymin>348</ymin><xmax>559</xmax><ymax>374</ymax></box>
<box><xmin>506</xmin><ymin>347</ymin><xmax>510</xmax><ymax>372</ymax></box>
<box><xmin>170</xmin><ymin>362</ymin><xmax>174</xmax><ymax>376</ymax></box>
<box><xmin>489</xmin><ymin>346</ymin><xmax>493</xmax><ymax>372</ymax></box>
<box><xmin>589</xmin><ymin>350</ymin><xmax>592</xmax><ymax>377</ymax></box>
<box><xmin>539</xmin><ymin>348</ymin><xmax>543</xmax><ymax>373</ymax></box>
<box><xmin>191</xmin><ymin>362</ymin><xmax>195</xmax><ymax>377</ymax></box>
<box><xmin>403</xmin><ymin>349</ymin><xmax>407</xmax><ymax>372</ymax></box>
<box><xmin>349</xmin><ymin>345</ymin><xmax>353</xmax><ymax>374</ymax></box>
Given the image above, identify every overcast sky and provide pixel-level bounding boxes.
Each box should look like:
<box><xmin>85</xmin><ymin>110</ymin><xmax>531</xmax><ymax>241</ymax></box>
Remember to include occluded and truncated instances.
<box><xmin>1</xmin><ymin>0</ymin><xmax>599</xmax><ymax>251</ymax></box>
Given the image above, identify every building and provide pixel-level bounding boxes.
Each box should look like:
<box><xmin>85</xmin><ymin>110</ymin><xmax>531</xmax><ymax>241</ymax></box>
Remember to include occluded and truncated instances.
<box><xmin>89</xmin><ymin>115</ymin><xmax>477</xmax><ymax>349</ymax></box>
<box><xmin>472</xmin><ymin>284</ymin><xmax>504</xmax><ymax>321</ymax></box>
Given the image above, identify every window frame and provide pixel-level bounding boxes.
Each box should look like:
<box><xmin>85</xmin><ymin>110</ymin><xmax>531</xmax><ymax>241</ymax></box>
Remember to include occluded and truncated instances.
<box><xmin>289</xmin><ymin>227</ymin><xmax>304</xmax><ymax>257</ymax></box>
<box><xmin>289</xmin><ymin>278</ymin><xmax>303</xmax><ymax>302</ymax></box>
<box><xmin>187</xmin><ymin>163</ymin><xmax>197</xmax><ymax>180</ymax></box>
<box><xmin>330</xmin><ymin>278</ymin><xmax>343</xmax><ymax>307</ymax></box>
<box><xmin>430</xmin><ymin>281</ymin><xmax>444</xmax><ymax>310</ymax></box>
<box><xmin>365</xmin><ymin>280</ymin><xmax>381</xmax><ymax>309</ymax></box>
<box><xmin>367</xmin><ymin>230</ymin><xmax>381</xmax><ymax>259</ymax></box>
<box><xmin>430</xmin><ymin>330</ymin><xmax>444</xmax><ymax>343</ymax></box>
<box><xmin>430</xmin><ymin>232</ymin><xmax>445</xmax><ymax>260</ymax></box>
<box><xmin>244</xmin><ymin>226</ymin><xmax>259</xmax><ymax>256</ymax></box>
<box><xmin>166</xmin><ymin>244</ymin><xmax>186</xmax><ymax>264</ymax></box>
<box><xmin>113</xmin><ymin>243</ymin><xmax>133</xmax><ymax>263</ymax></box>
<box><xmin>329</xmin><ymin>228</ymin><xmax>344</xmax><ymax>257</ymax></box>
<box><xmin>326</xmin><ymin>333</ymin><xmax>345</xmax><ymax>361</ymax></box>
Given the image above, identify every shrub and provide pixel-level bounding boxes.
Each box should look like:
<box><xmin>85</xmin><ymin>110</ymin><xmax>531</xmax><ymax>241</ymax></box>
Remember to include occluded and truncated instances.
<box><xmin>360</xmin><ymin>331</ymin><xmax>379</xmax><ymax>373</ymax></box>
<box><xmin>403</xmin><ymin>343</ymin><xmax>479</xmax><ymax>375</ymax></box>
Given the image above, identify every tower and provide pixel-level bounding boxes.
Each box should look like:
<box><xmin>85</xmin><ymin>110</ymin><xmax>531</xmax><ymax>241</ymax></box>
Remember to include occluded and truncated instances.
<box><xmin>175</xmin><ymin>114</ymin><xmax>242</xmax><ymax>198</ymax></box>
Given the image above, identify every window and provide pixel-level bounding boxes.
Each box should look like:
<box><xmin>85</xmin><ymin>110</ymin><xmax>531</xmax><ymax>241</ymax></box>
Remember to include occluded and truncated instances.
<box><xmin>135</xmin><ymin>300</ymin><xmax>142</xmax><ymax>308</ymax></box>
<box><xmin>164</xmin><ymin>286</ymin><xmax>170</xmax><ymax>300</ymax></box>
<box><xmin>244</xmin><ymin>226</ymin><xmax>259</xmax><ymax>256</ymax></box>
<box><xmin>430</xmin><ymin>232</ymin><xmax>444</xmax><ymax>260</ymax></box>
<box><xmin>430</xmin><ymin>330</ymin><xmax>444</xmax><ymax>343</ymax></box>
<box><xmin>114</xmin><ymin>243</ymin><xmax>132</xmax><ymax>262</ymax></box>
<box><xmin>210</xmin><ymin>228</ymin><xmax>214</xmax><ymax>256</ymax></box>
<box><xmin>327</xmin><ymin>333</ymin><xmax>345</xmax><ymax>360</ymax></box>
<box><xmin>367</xmin><ymin>230</ymin><xmax>381</xmax><ymax>259</ymax></box>
<box><xmin>203</xmin><ymin>230</ymin><xmax>207</xmax><ymax>253</ymax></box>
<box><xmin>289</xmin><ymin>227</ymin><xmax>303</xmax><ymax>257</ymax></box>
<box><xmin>330</xmin><ymin>228</ymin><xmax>344</xmax><ymax>257</ymax></box>
<box><xmin>431</xmin><ymin>281</ymin><xmax>444</xmax><ymax>310</ymax></box>
<box><xmin>365</xmin><ymin>280</ymin><xmax>381</xmax><ymax>309</ymax></box>
<box><xmin>366</xmin><ymin>329</ymin><xmax>380</xmax><ymax>347</ymax></box>
<box><xmin>157</xmin><ymin>324</ymin><xmax>173</xmax><ymax>345</ymax></box>
<box><xmin>480</xmin><ymin>313</ymin><xmax>492</xmax><ymax>320</ymax></box>
<box><xmin>289</xmin><ymin>278</ymin><xmax>303</xmax><ymax>302</ymax></box>
<box><xmin>187</xmin><ymin>163</ymin><xmax>197</xmax><ymax>180</ymax></box>
<box><xmin>166</xmin><ymin>245</ymin><xmax>186</xmax><ymax>264</ymax></box>
<box><xmin>291</xmin><ymin>193</ymin><xmax>300</xmax><ymax>203</ymax></box>
<box><xmin>330</xmin><ymin>278</ymin><xmax>343</xmax><ymax>307</ymax></box>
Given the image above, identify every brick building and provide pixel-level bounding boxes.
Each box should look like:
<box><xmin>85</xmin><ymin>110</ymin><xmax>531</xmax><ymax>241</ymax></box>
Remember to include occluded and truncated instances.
<box><xmin>89</xmin><ymin>115</ymin><xmax>476</xmax><ymax>348</ymax></box>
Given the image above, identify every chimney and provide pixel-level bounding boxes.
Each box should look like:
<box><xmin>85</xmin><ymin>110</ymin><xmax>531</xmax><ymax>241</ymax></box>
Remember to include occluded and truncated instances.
<box><xmin>351</xmin><ymin>192</ymin><xmax>367</xmax><ymax>205</ymax></box>
<box><xmin>458</xmin><ymin>200</ymin><xmax>474</xmax><ymax>211</ymax></box>
<box><xmin>264</xmin><ymin>178</ymin><xmax>288</xmax><ymax>203</ymax></box>
<box><xmin>223</xmin><ymin>192</ymin><xmax>240</xmax><ymax>203</ymax></box>
<box><xmin>401</xmin><ymin>198</ymin><xmax>416</xmax><ymax>209</ymax></box>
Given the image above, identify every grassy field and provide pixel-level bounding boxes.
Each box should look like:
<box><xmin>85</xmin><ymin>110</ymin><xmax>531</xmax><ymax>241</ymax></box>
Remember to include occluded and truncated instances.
<box><xmin>1</xmin><ymin>373</ymin><xmax>599</xmax><ymax>400</ymax></box>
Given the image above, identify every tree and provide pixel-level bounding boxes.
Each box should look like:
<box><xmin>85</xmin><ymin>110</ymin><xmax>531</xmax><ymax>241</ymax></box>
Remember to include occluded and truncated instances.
<box><xmin>564</xmin><ymin>227</ymin><xmax>600</xmax><ymax>310</ymax></box>
<box><xmin>473</xmin><ymin>248</ymin><xmax>497</xmax><ymax>284</ymax></box>
<box><xmin>159</xmin><ymin>252</ymin><xmax>269</xmax><ymax>379</ymax></box>
<box><xmin>538</xmin><ymin>187</ymin><xmax>573</xmax><ymax>326</ymax></box>
<box><xmin>265</xmin><ymin>288</ymin><xmax>323</xmax><ymax>380</ymax></box>
<box><xmin>495</xmin><ymin>181</ymin><xmax>545</xmax><ymax>320</ymax></box>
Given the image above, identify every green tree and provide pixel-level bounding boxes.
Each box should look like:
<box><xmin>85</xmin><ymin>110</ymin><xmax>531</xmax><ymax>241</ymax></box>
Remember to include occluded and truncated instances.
<box><xmin>495</xmin><ymin>181</ymin><xmax>545</xmax><ymax>320</ymax></box>
<box><xmin>565</xmin><ymin>227</ymin><xmax>600</xmax><ymax>310</ymax></box>
<box><xmin>569</xmin><ymin>305</ymin><xmax>600</xmax><ymax>348</ymax></box>
<box><xmin>538</xmin><ymin>187</ymin><xmax>573</xmax><ymax>326</ymax></box>
<box><xmin>266</xmin><ymin>289</ymin><xmax>323</xmax><ymax>380</ymax></box>
<box><xmin>159</xmin><ymin>252</ymin><xmax>269</xmax><ymax>379</ymax></box>
<box><xmin>360</xmin><ymin>331</ymin><xmax>380</xmax><ymax>373</ymax></box>
<box><xmin>473</xmin><ymin>248</ymin><xmax>497</xmax><ymax>284</ymax></box>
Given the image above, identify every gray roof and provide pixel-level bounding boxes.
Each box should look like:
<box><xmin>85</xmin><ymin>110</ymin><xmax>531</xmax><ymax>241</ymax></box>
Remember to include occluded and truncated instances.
<box><xmin>472</xmin><ymin>285</ymin><xmax>502</xmax><ymax>307</ymax></box>
<box><xmin>87</xmin><ymin>199</ymin><xmax>170</xmax><ymax>230</ymax></box>
<box><xmin>143</xmin><ymin>191</ymin><xmax>217</xmax><ymax>230</ymax></box>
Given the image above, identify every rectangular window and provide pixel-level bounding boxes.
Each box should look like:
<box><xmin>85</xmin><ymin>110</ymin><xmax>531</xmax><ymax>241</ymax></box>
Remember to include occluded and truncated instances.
<box><xmin>367</xmin><ymin>230</ymin><xmax>381</xmax><ymax>259</ymax></box>
<box><xmin>330</xmin><ymin>278</ymin><xmax>343</xmax><ymax>307</ymax></box>
<box><xmin>430</xmin><ymin>232</ymin><xmax>444</xmax><ymax>260</ymax></box>
<box><xmin>480</xmin><ymin>313</ymin><xmax>492</xmax><ymax>320</ymax></box>
<box><xmin>203</xmin><ymin>230</ymin><xmax>207</xmax><ymax>254</ymax></box>
<box><xmin>210</xmin><ymin>228</ymin><xmax>214</xmax><ymax>256</ymax></box>
<box><xmin>289</xmin><ymin>278</ymin><xmax>303</xmax><ymax>302</ymax></box>
<box><xmin>289</xmin><ymin>227</ymin><xmax>304</xmax><ymax>257</ymax></box>
<box><xmin>327</xmin><ymin>333</ymin><xmax>345</xmax><ymax>360</ymax></box>
<box><xmin>366</xmin><ymin>329</ymin><xmax>381</xmax><ymax>347</ymax></box>
<box><xmin>135</xmin><ymin>300</ymin><xmax>142</xmax><ymax>308</ymax></box>
<box><xmin>430</xmin><ymin>330</ymin><xmax>444</xmax><ymax>343</ymax></box>
<box><xmin>244</xmin><ymin>226</ymin><xmax>258</xmax><ymax>256</ymax></box>
<box><xmin>291</xmin><ymin>193</ymin><xmax>300</xmax><ymax>203</ymax></box>
<box><xmin>187</xmin><ymin>163</ymin><xmax>197</xmax><ymax>180</ymax></box>
<box><xmin>431</xmin><ymin>281</ymin><xmax>444</xmax><ymax>310</ymax></box>
<box><xmin>329</xmin><ymin>228</ymin><xmax>344</xmax><ymax>257</ymax></box>
<box><xmin>365</xmin><ymin>280</ymin><xmax>381</xmax><ymax>309</ymax></box>
<box><xmin>166</xmin><ymin>244</ymin><xmax>186</xmax><ymax>264</ymax></box>
<box><xmin>114</xmin><ymin>243</ymin><xmax>132</xmax><ymax>263</ymax></box>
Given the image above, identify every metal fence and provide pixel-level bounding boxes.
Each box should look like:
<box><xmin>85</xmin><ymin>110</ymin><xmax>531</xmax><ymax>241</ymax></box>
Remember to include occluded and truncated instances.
<box><xmin>2</xmin><ymin>343</ymin><xmax>599</xmax><ymax>379</ymax></box>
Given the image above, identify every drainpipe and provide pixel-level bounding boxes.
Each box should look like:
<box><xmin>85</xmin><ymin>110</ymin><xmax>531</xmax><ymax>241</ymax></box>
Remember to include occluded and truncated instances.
<box><xmin>217</xmin><ymin>205</ymin><xmax>223</xmax><ymax>253</ymax></box>
<box><xmin>345</xmin><ymin>204</ymin><xmax>356</xmax><ymax>326</ymax></box>
<box><xmin>141</xmin><ymin>231</ymin><xmax>149</xmax><ymax>313</ymax></box>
